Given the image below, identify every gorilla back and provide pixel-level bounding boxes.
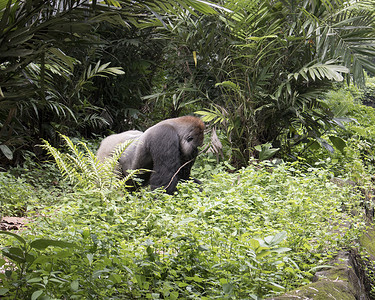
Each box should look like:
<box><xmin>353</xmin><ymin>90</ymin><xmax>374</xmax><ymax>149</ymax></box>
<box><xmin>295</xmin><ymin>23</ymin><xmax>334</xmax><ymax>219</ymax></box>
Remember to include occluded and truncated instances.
<box><xmin>96</xmin><ymin>116</ymin><xmax>205</xmax><ymax>194</ymax></box>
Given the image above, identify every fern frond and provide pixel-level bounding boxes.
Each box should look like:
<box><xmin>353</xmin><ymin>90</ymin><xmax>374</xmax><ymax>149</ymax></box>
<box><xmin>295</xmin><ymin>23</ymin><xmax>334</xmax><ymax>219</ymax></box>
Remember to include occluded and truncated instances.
<box><xmin>42</xmin><ymin>134</ymin><xmax>138</xmax><ymax>194</ymax></box>
<box><xmin>79</xmin><ymin>141</ymin><xmax>106</xmax><ymax>189</ymax></box>
<box><xmin>60</xmin><ymin>135</ymin><xmax>89</xmax><ymax>174</ymax></box>
<box><xmin>108</xmin><ymin>139</ymin><xmax>137</xmax><ymax>174</ymax></box>
<box><xmin>42</xmin><ymin>139</ymin><xmax>76</xmax><ymax>185</ymax></box>
<box><xmin>114</xmin><ymin>169</ymin><xmax>144</xmax><ymax>190</ymax></box>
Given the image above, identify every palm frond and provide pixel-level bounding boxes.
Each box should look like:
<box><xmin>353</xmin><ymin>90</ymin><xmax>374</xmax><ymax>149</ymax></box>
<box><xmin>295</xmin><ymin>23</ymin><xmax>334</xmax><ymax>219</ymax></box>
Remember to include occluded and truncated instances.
<box><xmin>290</xmin><ymin>60</ymin><xmax>349</xmax><ymax>83</ymax></box>
<box><xmin>315</xmin><ymin>7</ymin><xmax>375</xmax><ymax>86</ymax></box>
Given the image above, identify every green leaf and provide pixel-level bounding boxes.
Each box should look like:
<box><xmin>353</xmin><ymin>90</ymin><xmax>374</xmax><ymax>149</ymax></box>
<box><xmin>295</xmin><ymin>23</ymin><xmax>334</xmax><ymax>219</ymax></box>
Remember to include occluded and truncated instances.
<box><xmin>31</xmin><ymin>290</ymin><xmax>43</xmax><ymax>300</ymax></box>
<box><xmin>309</xmin><ymin>141</ymin><xmax>321</xmax><ymax>150</ymax></box>
<box><xmin>105</xmin><ymin>67</ymin><xmax>125</xmax><ymax>75</ymax></box>
<box><xmin>178</xmin><ymin>282</ymin><xmax>189</xmax><ymax>288</ymax></box>
<box><xmin>273</xmin><ymin>247</ymin><xmax>292</xmax><ymax>253</ymax></box>
<box><xmin>246</xmin><ymin>35</ymin><xmax>277</xmax><ymax>41</ymax></box>
<box><xmin>255</xmin><ymin>143</ymin><xmax>280</xmax><ymax>160</ymax></box>
<box><xmin>0</xmin><ymin>144</ymin><xmax>13</xmax><ymax>159</ymax></box>
<box><xmin>0</xmin><ymin>230</ymin><xmax>26</xmax><ymax>244</ymax></box>
<box><xmin>27</xmin><ymin>277</ymin><xmax>42</xmax><ymax>283</ymax></box>
<box><xmin>316</xmin><ymin>138</ymin><xmax>334</xmax><ymax>153</ymax></box>
<box><xmin>8</xmin><ymin>33</ymin><xmax>34</xmax><ymax>46</ymax></box>
<box><xmin>223</xmin><ymin>283</ymin><xmax>234</xmax><ymax>294</ymax></box>
<box><xmin>109</xmin><ymin>273</ymin><xmax>121</xmax><ymax>284</ymax></box>
<box><xmin>48</xmin><ymin>48</ymin><xmax>76</xmax><ymax>71</ymax></box>
<box><xmin>29</xmin><ymin>239</ymin><xmax>75</xmax><ymax>250</ymax></box>
<box><xmin>2</xmin><ymin>247</ymin><xmax>25</xmax><ymax>264</ymax></box>
<box><xmin>256</xmin><ymin>249</ymin><xmax>271</xmax><ymax>259</ymax></box>
<box><xmin>71</xmin><ymin>280</ymin><xmax>79</xmax><ymax>291</ymax></box>
<box><xmin>215</xmin><ymin>80</ymin><xmax>240</xmax><ymax>92</ymax></box>
<box><xmin>249</xmin><ymin>239</ymin><xmax>260</xmax><ymax>249</ymax></box>
<box><xmin>264</xmin><ymin>231</ymin><xmax>287</xmax><ymax>246</ymax></box>
<box><xmin>86</xmin><ymin>253</ymin><xmax>94</xmax><ymax>266</ymax></box>
<box><xmin>178</xmin><ymin>217</ymin><xmax>197</xmax><ymax>225</ymax></box>
<box><xmin>351</xmin><ymin>126</ymin><xmax>367</xmax><ymax>136</ymax></box>
<box><xmin>0</xmin><ymin>49</ymin><xmax>34</xmax><ymax>57</ymax></box>
<box><xmin>268</xmin><ymin>281</ymin><xmax>285</xmax><ymax>290</ymax></box>
<box><xmin>328</xmin><ymin>136</ymin><xmax>346</xmax><ymax>153</ymax></box>
<box><xmin>169</xmin><ymin>291</ymin><xmax>179</xmax><ymax>300</ymax></box>
<box><xmin>0</xmin><ymin>288</ymin><xmax>9</xmax><ymax>296</ymax></box>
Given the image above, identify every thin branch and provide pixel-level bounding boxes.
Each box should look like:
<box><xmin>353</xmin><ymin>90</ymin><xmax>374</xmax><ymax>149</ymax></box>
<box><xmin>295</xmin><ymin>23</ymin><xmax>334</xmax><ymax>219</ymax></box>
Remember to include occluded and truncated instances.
<box><xmin>164</xmin><ymin>149</ymin><xmax>205</xmax><ymax>191</ymax></box>
<box><xmin>164</xmin><ymin>158</ymin><xmax>195</xmax><ymax>191</ymax></box>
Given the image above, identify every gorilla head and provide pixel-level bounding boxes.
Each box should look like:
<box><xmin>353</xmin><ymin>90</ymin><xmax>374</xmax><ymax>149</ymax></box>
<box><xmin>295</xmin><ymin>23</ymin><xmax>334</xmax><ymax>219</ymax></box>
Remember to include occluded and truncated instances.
<box><xmin>97</xmin><ymin>116</ymin><xmax>204</xmax><ymax>194</ymax></box>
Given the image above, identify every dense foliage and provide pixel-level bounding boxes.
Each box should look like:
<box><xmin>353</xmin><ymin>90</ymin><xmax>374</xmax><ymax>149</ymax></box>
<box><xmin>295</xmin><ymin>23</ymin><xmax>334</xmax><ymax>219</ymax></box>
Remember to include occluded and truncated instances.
<box><xmin>192</xmin><ymin>0</ymin><xmax>375</xmax><ymax>166</ymax></box>
<box><xmin>0</xmin><ymin>151</ymin><xmax>365</xmax><ymax>299</ymax></box>
<box><xmin>0</xmin><ymin>0</ymin><xmax>221</xmax><ymax>165</ymax></box>
<box><xmin>2</xmin><ymin>78</ymin><xmax>375</xmax><ymax>298</ymax></box>
<box><xmin>2</xmin><ymin>0</ymin><xmax>375</xmax><ymax>167</ymax></box>
<box><xmin>2</xmin><ymin>0</ymin><xmax>375</xmax><ymax>298</ymax></box>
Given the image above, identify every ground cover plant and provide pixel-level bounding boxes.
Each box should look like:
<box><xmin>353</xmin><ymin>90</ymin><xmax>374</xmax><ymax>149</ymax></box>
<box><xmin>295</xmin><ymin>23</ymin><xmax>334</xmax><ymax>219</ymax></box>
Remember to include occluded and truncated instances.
<box><xmin>0</xmin><ymin>141</ymin><xmax>366</xmax><ymax>299</ymax></box>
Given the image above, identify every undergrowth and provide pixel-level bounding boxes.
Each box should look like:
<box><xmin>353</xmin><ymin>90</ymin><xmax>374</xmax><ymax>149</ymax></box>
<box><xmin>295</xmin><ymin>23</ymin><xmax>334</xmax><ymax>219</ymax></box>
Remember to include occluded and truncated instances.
<box><xmin>0</xmin><ymin>141</ymin><xmax>365</xmax><ymax>299</ymax></box>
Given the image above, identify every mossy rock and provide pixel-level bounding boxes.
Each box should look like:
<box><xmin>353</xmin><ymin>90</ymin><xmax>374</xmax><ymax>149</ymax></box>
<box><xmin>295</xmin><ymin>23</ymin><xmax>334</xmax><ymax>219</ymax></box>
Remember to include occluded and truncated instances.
<box><xmin>272</xmin><ymin>280</ymin><xmax>357</xmax><ymax>300</ymax></box>
<box><xmin>360</xmin><ymin>228</ymin><xmax>375</xmax><ymax>258</ymax></box>
<box><xmin>268</xmin><ymin>251</ymin><xmax>369</xmax><ymax>300</ymax></box>
<box><xmin>269</xmin><ymin>280</ymin><xmax>356</xmax><ymax>300</ymax></box>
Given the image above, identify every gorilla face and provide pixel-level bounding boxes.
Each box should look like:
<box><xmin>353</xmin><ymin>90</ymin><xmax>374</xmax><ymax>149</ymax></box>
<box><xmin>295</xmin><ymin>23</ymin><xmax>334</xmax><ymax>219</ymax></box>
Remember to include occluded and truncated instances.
<box><xmin>180</xmin><ymin>126</ymin><xmax>204</xmax><ymax>159</ymax></box>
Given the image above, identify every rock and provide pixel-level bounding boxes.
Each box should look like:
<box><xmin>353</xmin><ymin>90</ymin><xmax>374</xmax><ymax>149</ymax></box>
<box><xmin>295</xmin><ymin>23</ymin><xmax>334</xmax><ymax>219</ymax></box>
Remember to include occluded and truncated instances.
<box><xmin>267</xmin><ymin>251</ymin><xmax>370</xmax><ymax>300</ymax></box>
<box><xmin>0</xmin><ymin>216</ymin><xmax>28</xmax><ymax>231</ymax></box>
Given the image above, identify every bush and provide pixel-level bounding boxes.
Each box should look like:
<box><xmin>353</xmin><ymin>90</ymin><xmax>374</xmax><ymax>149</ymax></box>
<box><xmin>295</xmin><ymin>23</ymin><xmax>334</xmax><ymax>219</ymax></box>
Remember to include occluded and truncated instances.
<box><xmin>0</xmin><ymin>158</ymin><xmax>365</xmax><ymax>299</ymax></box>
<box><xmin>0</xmin><ymin>172</ymin><xmax>35</xmax><ymax>217</ymax></box>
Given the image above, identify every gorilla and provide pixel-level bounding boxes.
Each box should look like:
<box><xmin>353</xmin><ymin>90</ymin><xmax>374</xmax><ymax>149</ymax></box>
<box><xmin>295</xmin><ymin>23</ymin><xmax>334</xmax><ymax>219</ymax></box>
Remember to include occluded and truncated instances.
<box><xmin>97</xmin><ymin>116</ymin><xmax>205</xmax><ymax>194</ymax></box>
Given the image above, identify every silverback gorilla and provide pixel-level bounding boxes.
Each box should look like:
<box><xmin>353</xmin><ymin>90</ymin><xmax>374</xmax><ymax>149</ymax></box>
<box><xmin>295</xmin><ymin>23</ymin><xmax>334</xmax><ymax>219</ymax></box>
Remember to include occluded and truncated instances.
<box><xmin>96</xmin><ymin>116</ymin><xmax>205</xmax><ymax>194</ymax></box>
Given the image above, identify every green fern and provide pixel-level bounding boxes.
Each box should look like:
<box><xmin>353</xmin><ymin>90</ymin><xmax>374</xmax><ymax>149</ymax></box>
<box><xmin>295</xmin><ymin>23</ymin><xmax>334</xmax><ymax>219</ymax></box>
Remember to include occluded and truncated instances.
<box><xmin>42</xmin><ymin>134</ymin><xmax>140</xmax><ymax>195</ymax></box>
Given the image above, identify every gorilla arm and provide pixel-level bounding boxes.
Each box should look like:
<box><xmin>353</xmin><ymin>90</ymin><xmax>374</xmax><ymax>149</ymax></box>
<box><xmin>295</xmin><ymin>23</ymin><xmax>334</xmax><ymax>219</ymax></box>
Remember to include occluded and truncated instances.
<box><xmin>145</xmin><ymin>124</ymin><xmax>182</xmax><ymax>194</ymax></box>
<box><xmin>179</xmin><ymin>155</ymin><xmax>202</xmax><ymax>186</ymax></box>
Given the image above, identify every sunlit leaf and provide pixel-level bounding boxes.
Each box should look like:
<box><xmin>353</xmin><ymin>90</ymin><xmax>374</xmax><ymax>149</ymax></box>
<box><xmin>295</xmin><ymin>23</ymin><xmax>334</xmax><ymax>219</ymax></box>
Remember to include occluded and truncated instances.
<box><xmin>0</xmin><ymin>144</ymin><xmax>13</xmax><ymax>160</ymax></box>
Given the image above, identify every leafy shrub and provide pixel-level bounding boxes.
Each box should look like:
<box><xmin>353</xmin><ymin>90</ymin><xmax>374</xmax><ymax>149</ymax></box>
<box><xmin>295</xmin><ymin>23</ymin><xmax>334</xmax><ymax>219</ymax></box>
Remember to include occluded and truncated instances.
<box><xmin>0</xmin><ymin>152</ymin><xmax>70</xmax><ymax>217</ymax></box>
<box><xmin>0</xmin><ymin>172</ymin><xmax>35</xmax><ymax>217</ymax></box>
<box><xmin>0</xmin><ymin>158</ymin><xmax>364</xmax><ymax>299</ymax></box>
<box><xmin>290</xmin><ymin>79</ymin><xmax>375</xmax><ymax>185</ymax></box>
<box><xmin>0</xmin><ymin>231</ymin><xmax>75</xmax><ymax>299</ymax></box>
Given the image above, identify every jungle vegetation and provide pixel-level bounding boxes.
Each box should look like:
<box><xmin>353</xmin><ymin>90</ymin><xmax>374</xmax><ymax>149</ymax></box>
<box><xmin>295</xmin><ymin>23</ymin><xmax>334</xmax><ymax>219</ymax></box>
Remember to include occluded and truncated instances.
<box><xmin>2</xmin><ymin>0</ymin><xmax>375</xmax><ymax>299</ymax></box>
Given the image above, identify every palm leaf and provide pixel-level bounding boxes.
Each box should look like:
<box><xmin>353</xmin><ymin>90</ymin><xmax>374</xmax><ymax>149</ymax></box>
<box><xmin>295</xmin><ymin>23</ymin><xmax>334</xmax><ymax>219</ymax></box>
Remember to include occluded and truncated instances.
<box><xmin>291</xmin><ymin>60</ymin><xmax>349</xmax><ymax>83</ymax></box>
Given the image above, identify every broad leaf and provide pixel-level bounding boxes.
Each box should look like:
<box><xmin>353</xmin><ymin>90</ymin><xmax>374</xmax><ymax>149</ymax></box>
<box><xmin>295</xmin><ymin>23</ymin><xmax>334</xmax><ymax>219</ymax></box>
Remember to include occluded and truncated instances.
<box><xmin>0</xmin><ymin>230</ymin><xmax>25</xmax><ymax>244</ymax></box>
<box><xmin>328</xmin><ymin>136</ymin><xmax>346</xmax><ymax>153</ymax></box>
<box><xmin>30</xmin><ymin>239</ymin><xmax>76</xmax><ymax>250</ymax></box>
<box><xmin>0</xmin><ymin>144</ymin><xmax>13</xmax><ymax>160</ymax></box>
